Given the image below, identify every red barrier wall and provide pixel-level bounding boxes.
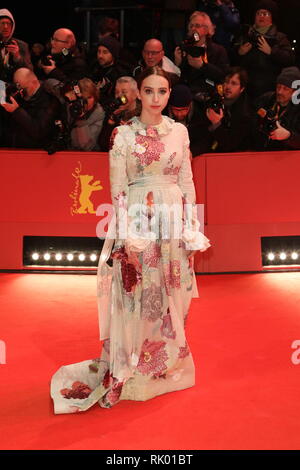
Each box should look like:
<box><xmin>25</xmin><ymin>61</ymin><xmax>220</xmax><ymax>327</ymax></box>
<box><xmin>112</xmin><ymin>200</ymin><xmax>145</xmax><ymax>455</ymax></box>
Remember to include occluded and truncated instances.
<box><xmin>1</xmin><ymin>149</ymin><xmax>111</xmax><ymax>270</ymax></box>
<box><xmin>1</xmin><ymin>149</ymin><xmax>300</xmax><ymax>272</ymax></box>
<box><xmin>193</xmin><ymin>151</ymin><xmax>300</xmax><ymax>272</ymax></box>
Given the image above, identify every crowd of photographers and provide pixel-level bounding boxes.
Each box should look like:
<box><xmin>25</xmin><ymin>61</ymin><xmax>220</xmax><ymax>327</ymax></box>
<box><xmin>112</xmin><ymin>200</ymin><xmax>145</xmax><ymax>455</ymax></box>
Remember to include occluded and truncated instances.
<box><xmin>0</xmin><ymin>0</ymin><xmax>300</xmax><ymax>156</ymax></box>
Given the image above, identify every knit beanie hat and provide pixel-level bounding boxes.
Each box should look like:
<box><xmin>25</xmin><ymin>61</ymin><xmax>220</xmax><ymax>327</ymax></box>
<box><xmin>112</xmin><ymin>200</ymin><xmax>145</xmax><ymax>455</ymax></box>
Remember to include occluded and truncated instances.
<box><xmin>169</xmin><ymin>84</ymin><xmax>193</xmax><ymax>107</ymax></box>
<box><xmin>98</xmin><ymin>36</ymin><xmax>121</xmax><ymax>59</ymax></box>
<box><xmin>277</xmin><ymin>67</ymin><xmax>300</xmax><ymax>88</ymax></box>
<box><xmin>255</xmin><ymin>0</ymin><xmax>279</xmax><ymax>21</ymax></box>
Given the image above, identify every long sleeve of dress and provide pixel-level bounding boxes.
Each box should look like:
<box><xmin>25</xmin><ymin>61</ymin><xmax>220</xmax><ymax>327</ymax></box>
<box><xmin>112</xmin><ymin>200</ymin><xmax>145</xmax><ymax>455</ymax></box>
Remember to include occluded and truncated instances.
<box><xmin>177</xmin><ymin>125</ymin><xmax>210</xmax><ymax>252</ymax></box>
<box><xmin>109</xmin><ymin>126</ymin><xmax>129</xmax><ymax>244</ymax></box>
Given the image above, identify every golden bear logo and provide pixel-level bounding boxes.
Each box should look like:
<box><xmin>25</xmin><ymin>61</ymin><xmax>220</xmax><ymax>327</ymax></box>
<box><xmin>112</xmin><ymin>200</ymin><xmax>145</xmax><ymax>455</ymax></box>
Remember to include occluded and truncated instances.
<box><xmin>70</xmin><ymin>162</ymin><xmax>103</xmax><ymax>215</ymax></box>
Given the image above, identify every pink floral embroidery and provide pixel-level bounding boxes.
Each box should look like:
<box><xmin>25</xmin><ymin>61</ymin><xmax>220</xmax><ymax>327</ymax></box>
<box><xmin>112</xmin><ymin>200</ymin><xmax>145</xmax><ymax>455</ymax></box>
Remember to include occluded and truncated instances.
<box><xmin>143</xmin><ymin>242</ymin><xmax>161</xmax><ymax>268</ymax></box>
<box><xmin>60</xmin><ymin>381</ymin><xmax>92</xmax><ymax>400</ymax></box>
<box><xmin>163</xmin><ymin>166</ymin><xmax>180</xmax><ymax>175</ymax></box>
<box><xmin>137</xmin><ymin>339</ymin><xmax>168</xmax><ymax>377</ymax></box>
<box><xmin>100</xmin><ymin>378</ymin><xmax>124</xmax><ymax>408</ymax></box>
<box><xmin>141</xmin><ymin>283</ymin><xmax>163</xmax><ymax>322</ymax></box>
<box><xmin>164</xmin><ymin>260</ymin><xmax>181</xmax><ymax>294</ymax></box>
<box><xmin>178</xmin><ymin>341</ymin><xmax>190</xmax><ymax>359</ymax></box>
<box><xmin>114</xmin><ymin>191</ymin><xmax>127</xmax><ymax>209</ymax></box>
<box><xmin>160</xmin><ymin>309</ymin><xmax>176</xmax><ymax>339</ymax></box>
<box><xmin>133</xmin><ymin>132</ymin><xmax>165</xmax><ymax>167</ymax></box>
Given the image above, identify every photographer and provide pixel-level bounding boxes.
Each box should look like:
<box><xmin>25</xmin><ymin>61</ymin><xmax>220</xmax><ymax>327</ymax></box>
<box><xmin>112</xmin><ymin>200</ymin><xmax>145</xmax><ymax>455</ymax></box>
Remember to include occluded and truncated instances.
<box><xmin>0</xmin><ymin>9</ymin><xmax>33</xmax><ymax>82</ymax></box>
<box><xmin>0</xmin><ymin>67</ymin><xmax>61</xmax><ymax>148</ymax></box>
<box><xmin>98</xmin><ymin>76</ymin><xmax>140</xmax><ymax>151</ymax></box>
<box><xmin>189</xmin><ymin>67</ymin><xmax>253</xmax><ymax>156</ymax></box>
<box><xmin>39</xmin><ymin>28</ymin><xmax>87</xmax><ymax>82</ymax></box>
<box><xmin>253</xmin><ymin>66</ymin><xmax>300</xmax><ymax>151</ymax></box>
<box><xmin>234</xmin><ymin>0</ymin><xmax>294</xmax><ymax>99</ymax></box>
<box><xmin>174</xmin><ymin>10</ymin><xmax>229</xmax><ymax>99</ymax></box>
<box><xmin>44</xmin><ymin>77</ymin><xmax>105</xmax><ymax>152</ymax></box>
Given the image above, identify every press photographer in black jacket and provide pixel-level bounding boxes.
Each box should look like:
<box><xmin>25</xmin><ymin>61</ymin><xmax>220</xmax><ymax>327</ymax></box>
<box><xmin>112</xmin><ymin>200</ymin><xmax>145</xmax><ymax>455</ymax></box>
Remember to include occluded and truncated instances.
<box><xmin>1</xmin><ymin>67</ymin><xmax>61</xmax><ymax>148</ymax></box>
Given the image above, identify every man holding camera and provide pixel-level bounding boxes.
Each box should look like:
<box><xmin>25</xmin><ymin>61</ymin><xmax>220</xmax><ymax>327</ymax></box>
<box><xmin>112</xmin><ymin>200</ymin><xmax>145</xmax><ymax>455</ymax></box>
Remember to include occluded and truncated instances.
<box><xmin>174</xmin><ymin>10</ymin><xmax>229</xmax><ymax>99</ymax></box>
<box><xmin>0</xmin><ymin>67</ymin><xmax>61</xmax><ymax>148</ymax></box>
<box><xmin>98</xmin><ymin>76</ymin><xmax>139</xmax><ymax>151</ymax></box>
<box><xmin>234</xmin><ymin>0</ymin><xmax>294</xmax><ymax>99</ymax></box>
<box><xmin>189</xmin><ymin>66</ymin><xmax>253</xmax><ymax>156</ymax></box>
<box><xmin>40</xmin><ymin>28</ymin><xmax>87</xmax><ymax>82</ymax></box>
<box><xmin>0</xmin><ymin>9</ymin><xmax>32</xmax><ymax>81</ymax></box>
<box><xmin>253</xmin><ymin>66</ymin><xmax>300</xmax><ymax>150</ymax></box>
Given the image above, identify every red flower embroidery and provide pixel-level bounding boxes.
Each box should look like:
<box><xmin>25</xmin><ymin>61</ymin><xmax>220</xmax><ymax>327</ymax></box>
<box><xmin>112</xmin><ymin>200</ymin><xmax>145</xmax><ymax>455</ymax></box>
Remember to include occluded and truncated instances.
<box><xmin>60</xmin><ymin>381</ymin><xmax>92</xmax><ymax>400</ymax></box>
<box><xmin>112</xmin><ymin>247</ymin><xmax>142</xmax><ymax>293</ymax></box>
<box><xmin>133</xmin><ymin>133</ymin><xmax>165</xmax><ymax>167</ymax></box>
<box><xmin>178</xmin><ymin>341</ymin><xmax>190</xmax><ymax>359</ymax></box>
<box><xmin>143</xmin><ymin>242</ymin><xmax>161</xmax><ymax>268</ymax></box>
<box><xmin>141</xmin><ymin>282</ymin><xmax>163</xmax><ymax>322</ymax></box>
<box><xmin>137</xmin><ymin>339</ymin><xmax>168</xmax><ymax>377</ymax></box>
<box><xmin>160</xmin><ymin>309</ymin><xmax>176</xmax><ymax>339</ymax></box>
<box><xmin>102</xmin><ymin>369</ymin><xmax>112</xmax><ymax>389</ymax></box>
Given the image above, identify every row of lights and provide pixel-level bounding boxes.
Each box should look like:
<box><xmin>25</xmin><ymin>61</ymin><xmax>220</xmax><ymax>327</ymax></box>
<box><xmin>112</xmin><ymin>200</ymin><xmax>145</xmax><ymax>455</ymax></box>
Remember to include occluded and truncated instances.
<box><xmin>31</xmin><ymin>252</ymin><xmax>98</xmax><ymax>262</ymax></box>
<box><xmin>267</xmin><ymin>252</ymin><xmax>299</xmax><ymax>261</ymax></box>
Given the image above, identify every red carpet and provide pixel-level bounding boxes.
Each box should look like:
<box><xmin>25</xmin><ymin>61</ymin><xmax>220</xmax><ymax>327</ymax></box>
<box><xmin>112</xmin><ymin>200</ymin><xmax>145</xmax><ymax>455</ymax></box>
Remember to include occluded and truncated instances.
<box><xmin>0</xmin><ymin>272</ymin><xmax>300</xmax><ymax>450</ymax></box>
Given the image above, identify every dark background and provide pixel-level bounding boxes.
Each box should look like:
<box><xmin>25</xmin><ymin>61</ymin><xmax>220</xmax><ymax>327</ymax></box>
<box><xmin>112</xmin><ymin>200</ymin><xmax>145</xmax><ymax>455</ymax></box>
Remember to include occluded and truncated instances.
<box><xmin>9</xmin><ymin>0</ymin><xmax>300</xmax><ymax>59</ymax></box>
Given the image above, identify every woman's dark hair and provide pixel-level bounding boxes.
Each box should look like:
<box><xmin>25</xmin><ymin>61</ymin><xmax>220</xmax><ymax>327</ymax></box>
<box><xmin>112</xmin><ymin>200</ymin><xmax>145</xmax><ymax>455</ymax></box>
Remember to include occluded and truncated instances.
<box><xmin>137</xmin><ymin>66</ymin><xmax>172</xmax><ymax>90</ymax></box>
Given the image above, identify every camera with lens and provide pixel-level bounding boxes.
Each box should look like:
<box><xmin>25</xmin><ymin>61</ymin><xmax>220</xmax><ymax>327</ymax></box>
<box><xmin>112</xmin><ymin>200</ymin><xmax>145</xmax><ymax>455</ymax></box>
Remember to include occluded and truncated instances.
<box><xmin>61</xmin><ymin>81</ymin><xmax>86</xmax><ymax>120</ymax></box>
<box><xmin>104</xmin><ymin>94</ymin><xmax>128</xmax><ymax>124</ymax></box>
<box><xmin>237</xmin><ymin>25</ymin><xmax>277</xmax><ymax>49</ymax></box>
<box><xmin>44</xmin><ymin>119</ymin><xmax>71</xmax><ymax>155</ymax></box>
<box><xmin>40</xmin><ymin>54</ymin><xmax>53</xmax><ymax>66</ymax></box>
<box><xmin>180</xmin><ymin>32</ymin><xmax>206</xmax><ymax>58</ymax></box>
<box><xmin>0</xmin><ymin>35</ymin><xmax>12</xmax><ymax>50</ymax></box>
<box><xmin>257</xmin><ymin>107</ymin><xmax>278</xmax><ymax>136</ymax></box>
<box><xmin>194</xmin><ymin>79</ymin><xmax>225</xmax><ymax>115</ymax></box>
<box><xmin>0</xmin><ymin>81</ymin><xmax>24</xmax><ymax>104</ymax></box>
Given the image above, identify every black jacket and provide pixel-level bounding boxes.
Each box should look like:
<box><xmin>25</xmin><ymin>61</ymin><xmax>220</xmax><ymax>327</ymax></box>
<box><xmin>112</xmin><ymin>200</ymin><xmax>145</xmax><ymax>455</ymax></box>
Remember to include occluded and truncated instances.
<box><xmin>179</xmin><ymin>38</ymin><xmax>229</xmax><ymax>94</ymax></box>
<box><xmin>189</xmin><ymin>91</ymin><xmax>253</xmax><ymax>156</ymax></box>
<box><xmin>234</xmin><ymin>24</ymin><xmax>295</xmax><ymax>98</ymax></box>
<box><xmin>253</xmin><ymin>91</ymin><xmax>300</xmax><ymax>151</ymax></box>
<box><xmin>4</xmin><ymin>84</ymin><xmax>61</xmax><ymax>148</ymax></box>
<box><xmin>44</xmin><ymin>48</ymin><xmax>87</xmax><ymax>83</ymax></box>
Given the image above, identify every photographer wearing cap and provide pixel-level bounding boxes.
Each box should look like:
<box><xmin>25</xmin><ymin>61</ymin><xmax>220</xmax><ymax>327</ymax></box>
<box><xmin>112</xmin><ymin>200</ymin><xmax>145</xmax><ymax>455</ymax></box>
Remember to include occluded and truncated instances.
<box><xmin>253</xmin><ymin>66</ymin><xmax>300</xmax><ymax>150</ymax></box>
<box><xmin>89</xmin><ymin>36</ymin><xmax>132</xmax><ymax>109</ymax></box>
<box><xmin>98</xmin><ymin>76</ymin><xmax>140</xmax><ymax>151</ymax></box>
<box><xmin>0</xmin><ymin>67</ymin><xmax>60</xmax><ymax>148</ymax></box>
<box><xmin>174</xmin><ymin>11</ymin><xmax>229</xmax><ymax>99</ymax></box>
<box><xmin>0</xmin><ymin>9</ymin><xmax>32</xmax><ymax>82</ymax></box>
<box><xmin>40</xmin><ymin>28</ymin><xmax>87</xmax><ymax>82</ymax></box>
<box><xmin>234</xmin><ymin>0</ymin><xmax>294</xmax><ymax>99</ymax></box>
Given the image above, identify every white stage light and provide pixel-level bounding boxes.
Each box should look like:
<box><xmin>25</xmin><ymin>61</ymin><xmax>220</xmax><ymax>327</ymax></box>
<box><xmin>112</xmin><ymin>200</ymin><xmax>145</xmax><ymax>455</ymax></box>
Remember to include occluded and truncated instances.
<box><xmin>55</xmin><ymin>253</ymin><xmax>62</xmax><ymax>261</ymax></box>
<box><xmin>279</xmin><ymin>252</ymin><xmax>287</xmax><ymax>260</ymax></box>
<box><xmin>32</xmin><ymin>253</ymin><xmax>39</xmax><ymax>260</ymax></box>
<box><xmin>44</xmin><ymin>253</ymin><xmax>51</xmax><ymax>261</ymax></box>
<box><xmin>267</xmin><ymin>253</ymin><xmax>275</xmax><ymax>261</ymax></box>
<box><xmin>291</xmin><ymin>252</ymin><xmax>298</xmax><ymax>260</ymax></box>
<box><xmin>79</xmin><ymin>254</ymin><xmax>85</xmax><ymax>261</ymax></box>
<box><xmin>90</xmin><ymin>254</ymin><xmax>97</xmax><ymax>262</ymax></box>
<box><xmin>67</xmin><ymin>254</ymin><xmax>74</xmax><ymax>261</ymax></box>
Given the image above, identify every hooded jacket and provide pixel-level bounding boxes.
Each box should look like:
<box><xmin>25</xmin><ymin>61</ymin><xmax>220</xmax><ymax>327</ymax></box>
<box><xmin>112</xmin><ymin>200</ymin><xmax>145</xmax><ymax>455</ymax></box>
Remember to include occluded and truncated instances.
<box><xmin>0</xmin><ymin>8</ymin><xmax>33</xmax><ymax>81</ymax></box>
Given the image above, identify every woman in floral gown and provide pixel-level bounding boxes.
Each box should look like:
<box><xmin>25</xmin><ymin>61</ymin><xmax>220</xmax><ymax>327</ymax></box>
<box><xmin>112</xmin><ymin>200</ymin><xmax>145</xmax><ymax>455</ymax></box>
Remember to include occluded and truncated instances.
<box><xmin>50</xmin><ymin>67</ymin><xmax>210</xmax><ymax>414</ymax></box>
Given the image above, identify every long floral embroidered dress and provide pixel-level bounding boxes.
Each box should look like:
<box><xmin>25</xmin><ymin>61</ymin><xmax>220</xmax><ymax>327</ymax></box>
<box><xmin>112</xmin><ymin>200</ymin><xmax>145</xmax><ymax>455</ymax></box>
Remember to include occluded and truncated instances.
<box><xmin>50</xmin><ymin>116</ymin><xmax>210</xmax><ymax>414</ymax></box>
